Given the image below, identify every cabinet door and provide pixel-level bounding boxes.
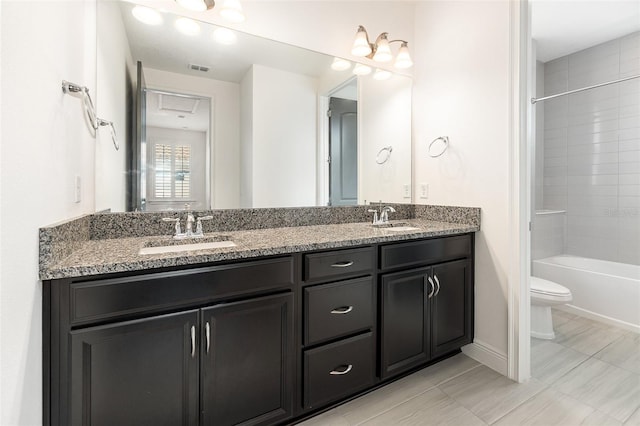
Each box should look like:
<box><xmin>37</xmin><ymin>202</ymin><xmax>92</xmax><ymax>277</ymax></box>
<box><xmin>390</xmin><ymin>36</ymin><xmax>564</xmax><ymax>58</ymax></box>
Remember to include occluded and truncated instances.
<box><xmin>380</xmin><ymin>267</ymin><xmax>431</xmax><ymax>379</ymax></box>
<box><xmin>69</xmin><ymin>310</ymin><xmax>199</xmax><ymax>426</ymax></box>
<box><xmin>431</xmin><ymin>259</ymin><xmax>473</xmax><ymax>358</ymax></box>
<box><xmin>200</xmin><ymin>293</ymin><xmax>294</xmax><ymax>426</ymax></box>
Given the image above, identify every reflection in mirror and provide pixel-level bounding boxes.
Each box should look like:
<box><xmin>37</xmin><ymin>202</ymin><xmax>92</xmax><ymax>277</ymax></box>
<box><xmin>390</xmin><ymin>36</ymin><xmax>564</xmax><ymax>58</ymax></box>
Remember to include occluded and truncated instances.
<box><xmin>96</xmin><ymin>0</ymin><xmax>412</xmax><ymax>212</ymax></box>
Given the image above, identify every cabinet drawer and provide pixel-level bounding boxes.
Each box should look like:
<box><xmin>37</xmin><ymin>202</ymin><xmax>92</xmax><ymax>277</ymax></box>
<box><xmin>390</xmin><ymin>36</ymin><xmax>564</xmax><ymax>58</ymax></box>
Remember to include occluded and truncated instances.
<box><xmin>69</xmin><ymin>257</ymin><xmax>294</xmax><ymax>326</ymax></box>
<box><xmin>303</xmin><ymin>332</ymin><xmax>375</xmax><ymax>409</ymax></box>
<box><xmin>303</xmin><ymin>247</ymin><xmax>373</xmax><ymax>283</ymax></box>
<box><xmin>380</xmin><ymin>235</ymin><xmax>471</xmax><ymax>271</ymax></box>
<box><xmin>304</xmin><ymin>277</ymin><xmax>374</xmax><ymax>345</ymax></box>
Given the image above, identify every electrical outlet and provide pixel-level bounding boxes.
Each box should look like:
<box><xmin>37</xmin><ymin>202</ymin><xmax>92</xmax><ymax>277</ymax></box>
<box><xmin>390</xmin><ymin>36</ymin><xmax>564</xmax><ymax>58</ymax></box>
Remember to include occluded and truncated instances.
<box><xmin>420</xmin><ymin>183</ymin><xmax>429</xmax><ymax>199</ymax></box>
<box><xmin>74</xmin><ymin>175</ymin><xmax>81</xmax><ymax>203</ymax></box>
<box><xmin>403</xmin><ymin>184</ymin><xmax>411</xmax><ymax>198</ymax></box>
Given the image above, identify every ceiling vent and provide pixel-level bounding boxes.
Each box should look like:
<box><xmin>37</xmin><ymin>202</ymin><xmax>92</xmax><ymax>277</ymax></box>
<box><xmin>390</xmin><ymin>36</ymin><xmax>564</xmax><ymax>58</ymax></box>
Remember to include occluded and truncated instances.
<box><xmin>189</xmin><ymin>63</ymin><xmax>210</xmax><ymax>72</ymax></box>
<box><xmin>158</xmin><ymin>93</ymin><xmax>201</xmax><ymax>114</ymax></box>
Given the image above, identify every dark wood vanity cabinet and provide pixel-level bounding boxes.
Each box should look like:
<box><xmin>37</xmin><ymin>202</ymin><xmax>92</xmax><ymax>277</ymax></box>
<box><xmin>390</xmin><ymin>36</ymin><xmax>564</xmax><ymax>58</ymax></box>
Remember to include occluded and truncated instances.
<box><xmin>44</xmin><ymin>233</ymin><xmax>474</xmax><ymax>426</ymax></box>
<box><xmin>379</xmin><ymin>236</ymin><xmax>474</xmax><ymax>380</ymax></box>
<box><xmin>45</xmin><ymin>257</ymin><xmax>295</xmax><ymax>426</ymax></box>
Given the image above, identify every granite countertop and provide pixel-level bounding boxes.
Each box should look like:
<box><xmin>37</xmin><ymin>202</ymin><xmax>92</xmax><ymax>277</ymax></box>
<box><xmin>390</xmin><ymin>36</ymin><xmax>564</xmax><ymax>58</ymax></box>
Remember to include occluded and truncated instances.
<box><xmin>41</xmin><ymin>219</ymin><xmax>478</xmax><ymax>280</ymax></box>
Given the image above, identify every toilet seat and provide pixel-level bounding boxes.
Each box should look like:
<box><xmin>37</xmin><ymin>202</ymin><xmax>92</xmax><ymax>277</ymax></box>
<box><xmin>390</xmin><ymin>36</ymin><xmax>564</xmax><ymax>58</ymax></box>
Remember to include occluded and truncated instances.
<box><xmin>530</xmin><ymin>276</ymin><xmax>572</xmax><ymax>303</ymax></box>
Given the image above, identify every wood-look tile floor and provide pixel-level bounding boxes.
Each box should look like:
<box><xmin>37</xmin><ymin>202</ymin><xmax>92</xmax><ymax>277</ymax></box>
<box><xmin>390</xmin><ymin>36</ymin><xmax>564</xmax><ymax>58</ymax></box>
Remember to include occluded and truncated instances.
<box><xmin>298</xmin><ymin>309</ymin><xmax>640</xmax><ymax>425</ymax></box>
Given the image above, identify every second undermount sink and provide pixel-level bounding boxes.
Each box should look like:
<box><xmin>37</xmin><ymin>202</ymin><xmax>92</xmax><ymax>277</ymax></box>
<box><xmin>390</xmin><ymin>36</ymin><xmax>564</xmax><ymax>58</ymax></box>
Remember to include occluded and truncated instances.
<box><xmin>371</xmin><ymin>222</ymin><xmax>421</xmax><ymax>232</ymax></box>
<box><xmin>139</xmin><ymin>235</ymin><xmax>236</xmax><ymax>255</ymax></box>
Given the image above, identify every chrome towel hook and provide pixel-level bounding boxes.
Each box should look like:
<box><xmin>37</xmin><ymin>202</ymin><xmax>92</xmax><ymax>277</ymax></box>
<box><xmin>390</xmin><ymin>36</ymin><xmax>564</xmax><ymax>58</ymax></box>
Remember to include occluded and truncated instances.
<box><xmin>97</xmin><ymin>118</ymin><xmax>119</xmax><ymax>151</ymax></box>
<box><xmin>428</xmin><ymin>136</ymin><xmax>449</xmax><ymax>158</ymax></box>
<box><xmin>376</xmin><ymin>146</ymin><xmax>393</xmax><ymax>164</ymax></box>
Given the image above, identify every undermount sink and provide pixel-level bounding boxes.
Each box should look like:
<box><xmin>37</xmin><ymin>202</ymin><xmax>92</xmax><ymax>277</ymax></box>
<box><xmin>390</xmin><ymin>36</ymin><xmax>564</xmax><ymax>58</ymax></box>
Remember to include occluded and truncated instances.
<box><xmin>139</xmin><ymin>235</ymin><xmax>236</xmax><ymax>255</ymax></box>
<box><xmin>371</xmin><ymin>222</ymin><xmax>421</xmax><ymax>232</ymax></box>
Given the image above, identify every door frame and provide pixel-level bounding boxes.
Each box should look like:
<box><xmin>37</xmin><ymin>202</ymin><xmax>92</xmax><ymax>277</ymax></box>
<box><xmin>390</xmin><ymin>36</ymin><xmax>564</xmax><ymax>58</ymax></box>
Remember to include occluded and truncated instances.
<box><xmin>507</xmin><ymin>0</ymin><xmax>531</xmax><ymax>383</ymax></box>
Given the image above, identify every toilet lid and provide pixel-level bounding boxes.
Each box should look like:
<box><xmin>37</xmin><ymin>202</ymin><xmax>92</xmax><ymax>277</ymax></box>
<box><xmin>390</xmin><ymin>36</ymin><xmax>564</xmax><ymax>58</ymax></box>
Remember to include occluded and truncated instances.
<box><xmin>530</xmin><ymin>276</ymin><xmax>571</xmax><ymax>296</ymax></box>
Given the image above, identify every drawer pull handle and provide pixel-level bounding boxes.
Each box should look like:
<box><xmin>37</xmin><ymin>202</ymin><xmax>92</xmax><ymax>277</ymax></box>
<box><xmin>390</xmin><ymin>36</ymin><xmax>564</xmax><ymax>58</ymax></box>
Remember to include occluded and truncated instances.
<box><xmin>330</xmin><ymin>306</ymin><xmax>354</xmax><ymax>314</ymax></box>
<box><xmin>434</xmin><ymin>275</ymin><xmax>441</xmax><ymax>296</ymax></box>
<box><xmin>190</xmin><ymin>325</ymin><xmax>196</xmax><ymax>358</ymax></box>
<box><xmin>329</xmin><ymin>364</ymin><xmax>353</xmax><ymax>375</ymax></box>
<box><xmin>205</xmin><ymin>322</ymin><xmax>211</xmax><ymax>353</ymax></box>
<box><xmin>427</xmin><ymin>276</ymin><xmax>435</xmax><ymax>299</ymax></box>
<box><xmin>331</xmin><ymin>261</ymin><xmax>354</xmax><ymax>268</ymax></box>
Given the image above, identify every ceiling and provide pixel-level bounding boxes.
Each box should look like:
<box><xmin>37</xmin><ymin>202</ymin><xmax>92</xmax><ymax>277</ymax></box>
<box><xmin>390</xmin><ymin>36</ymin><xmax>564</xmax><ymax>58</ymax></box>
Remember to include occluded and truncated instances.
<box><xmin>532</xmin><ymin>0</ymin><xmax>640</xmax><ymax>62</ymax></box>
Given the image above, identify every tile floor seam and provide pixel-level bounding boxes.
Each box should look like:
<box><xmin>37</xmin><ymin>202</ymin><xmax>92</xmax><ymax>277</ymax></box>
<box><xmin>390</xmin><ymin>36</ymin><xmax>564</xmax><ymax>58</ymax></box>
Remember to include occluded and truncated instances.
<box><xmin>534</xmin><ymin>350</ymin><xmax>592</xmax><ymax>386</ymax></box>
<box><xmin>483</xmin><ymin>382</ymin><xmax>550</xmax><ymax>426</ymax></box>
<box><xmin>351</xmin><ymin>364</ymin><xmax>484</xmax><ymax>426</ymax></box>
<box><xmin>625</xmin><ymin>405</ymin><xmax>640</xmax><ymax>426</ymax></box>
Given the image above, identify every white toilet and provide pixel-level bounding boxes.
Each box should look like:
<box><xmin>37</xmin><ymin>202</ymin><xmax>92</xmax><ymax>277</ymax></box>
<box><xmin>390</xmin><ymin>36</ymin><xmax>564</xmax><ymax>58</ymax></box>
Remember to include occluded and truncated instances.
<box><xmin>530</xmin><ymin>276</ymin><xmax>572</xmax><ymax>340</ymax></box>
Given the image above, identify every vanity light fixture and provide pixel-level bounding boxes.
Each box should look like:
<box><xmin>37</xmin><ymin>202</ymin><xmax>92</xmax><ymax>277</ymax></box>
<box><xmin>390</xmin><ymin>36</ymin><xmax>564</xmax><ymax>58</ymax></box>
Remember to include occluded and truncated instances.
<box><xmin>373</xmin><ymin>69</ymin><xmax>392</xmax><ymax>81</ymax></box>
<box><xmin>175</xmin><ymin>17</ymin><xmax>201</xmax><ymax>36</ymax></box>
<box><xmin>220</xmin><ymin>0</ymin><xmax>246</xmax><ymax>22</ymax></box>
<box><xmin>212</xmin><ymin>27</ymin><xmax>237</xmax><ymax>45</ymax></box>
<box><xmin>131</xmin><ymin>5</ymin><xmax>163</xmax><ymax>26</ymax></box>
<box><xmin>331</xmin><ymin>57</ymin><xmax>352</xmax><ymax>71</ymax></box>
<box><xmin>174</xmin><ymin>0</ymin><xmax>245</xmax><ymax>23</ymax></box>
<box><xmin>353</xmin><ymin>63</ymin><xmax>372</xmax><ymax>76</ymax></box>
<box><xmin>351</xmin><ymin>25</ymin><xmax>413</xmax><ymax>69</ymax></box>
<box><xmin>175</xmin><ymin>0</ymin><xmax>215</xmax><ymax>12</ymax></box>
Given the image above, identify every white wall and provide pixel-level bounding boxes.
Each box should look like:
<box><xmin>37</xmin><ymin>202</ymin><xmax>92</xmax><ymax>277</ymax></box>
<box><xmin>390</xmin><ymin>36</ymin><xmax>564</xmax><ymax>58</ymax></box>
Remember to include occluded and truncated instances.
<box><xmin>95</xmin><ymin>0</ymin><xmax>133</xmax><ymax>212</ymax></box>
<box><xmin>249</xmin><ymin>64</ymin><xmax>317</xmax><ymax>208</ymax></box>
<box><xmin>143</xmin><ymin>68</ymin><xmax>241</xmax><ymax>209</ymax></box>
<box><xmin>359</xmin><ymin>74</ymin><xmax>412</xmax><ymax>205</ymax></box>
<box><xmin>240</xmin><ymin>67</ymin><xmax>254</xmax><ymax>208</ymax></box>
<box><xmin>0</xmin><ymin>1</ymin><xmax>97</xmax><ymax>425</ymax></box>
<box><xmin>412</xmin><ymin>1</ymin><xmax>512</xmax><ymax>369</ymax></box>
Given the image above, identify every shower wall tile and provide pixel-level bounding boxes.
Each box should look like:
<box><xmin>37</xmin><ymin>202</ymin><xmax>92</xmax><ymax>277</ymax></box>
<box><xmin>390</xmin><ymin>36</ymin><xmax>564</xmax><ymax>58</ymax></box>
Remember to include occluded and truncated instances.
<box><xmin>542</xmin><ymin>31</ymin><xmax>640</xmax><ymax>265</ymax></box>
<box><xmin>532</xmin><ymin>212</ymin><xmax>566</xmax><ymax>260</ymax></box>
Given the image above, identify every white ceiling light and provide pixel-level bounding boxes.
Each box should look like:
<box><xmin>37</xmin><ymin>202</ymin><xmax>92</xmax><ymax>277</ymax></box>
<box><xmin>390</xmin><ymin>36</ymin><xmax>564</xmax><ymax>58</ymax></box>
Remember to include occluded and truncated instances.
<box><xmin>175</xmin><ymin>0</ymin><xmax>215</xmax><ymax>12</ymax></box>
<box><xmin>220</xmin><ymin>0</ymin><xmax>246</xmax><ymax>23</ymax></box>
<box><xmin>353</xmin><ymin>63</ymin><xmax>372</xmax><ymax>76</ymax></box>
<box><xmin>175</xmin><ymin>17</ymin><xmax>201</xmax><ymax>36</ymax></box>
<box><xmin>373</xmin><ymin>69</ymin><xmax>392</xmax><ymax>81</ymax></box>
<box><xmin>331</xmin><ymin>58</ymin><xmax>352</xmax><ymax>71</ymax></box>
<box><xmin>351</xmin><ymin>25</ymin><xmax>413</xmax><ymax>69</ymax></box>
<box><xmin>132</xmin><ymin>5</ymin><xmax>163</xmax><ymax>26</ymax></box>
<box><xmin>212</xmin><ymin>27</ymin><xmax>238</xmax><ymax>45</ymax></box>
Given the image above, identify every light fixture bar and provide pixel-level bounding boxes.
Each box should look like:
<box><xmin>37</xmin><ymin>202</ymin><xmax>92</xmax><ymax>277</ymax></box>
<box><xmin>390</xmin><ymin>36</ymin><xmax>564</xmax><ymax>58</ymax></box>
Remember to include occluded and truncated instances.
<box><xmin>351</xmin><ymin>25</ymin><xmax>413</xmax><ymax>69</ymax></box>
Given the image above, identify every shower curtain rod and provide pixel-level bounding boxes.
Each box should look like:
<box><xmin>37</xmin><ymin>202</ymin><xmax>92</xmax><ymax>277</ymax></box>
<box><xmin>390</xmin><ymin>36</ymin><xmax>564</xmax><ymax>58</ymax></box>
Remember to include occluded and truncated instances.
<box><xmin>531</xmin><ymin>74</ymin><xmax>640</xmax><ymax>104</ymax></box>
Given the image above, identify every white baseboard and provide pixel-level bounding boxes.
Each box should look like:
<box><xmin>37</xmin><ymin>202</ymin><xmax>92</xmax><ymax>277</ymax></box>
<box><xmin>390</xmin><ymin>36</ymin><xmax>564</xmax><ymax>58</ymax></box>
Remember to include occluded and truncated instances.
<box><xmin>557</xmin><ymin>305</ymin><xmax>640</xmax><ymax>335</ymax></box>
<box><xmin>461</xmin><ymin>340</ymin><xmax>508</xmax><ymax>376</ymax></box>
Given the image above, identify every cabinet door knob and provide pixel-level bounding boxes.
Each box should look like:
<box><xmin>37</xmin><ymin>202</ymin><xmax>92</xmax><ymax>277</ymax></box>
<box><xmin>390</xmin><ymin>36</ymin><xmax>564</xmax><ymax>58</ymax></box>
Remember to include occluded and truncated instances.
<box><xmin>434</xmin><ymin>274</ymin><xmax>441</xmax><ymax>296</ymax></box>
<box><xmin>427</xmin><ymin>276</ymin><xmax>435</xmax><ymax>298</ymax></box>
<box><xmin>190</xmin><ymin>325</ymin><xmax>196</xmax><ymax>358</ymax></box>
<box><xmin>331</xmin><ymin>261</ymin><xmax>354</xmax><ymax>268</ymax></box>
<box><xmin>330</xmin><ymin>306</ymin><xmax>354</xmax><ymax>314</ymax></box>
<box><xmin>205</xmin><ymin>322</ymin><xmax>211</xmax><ymax>353</ymax></box>
<box><xmin>329</xmin><ymin>364</ymin><xmax>353</xmax><ymax>375</ymax></box>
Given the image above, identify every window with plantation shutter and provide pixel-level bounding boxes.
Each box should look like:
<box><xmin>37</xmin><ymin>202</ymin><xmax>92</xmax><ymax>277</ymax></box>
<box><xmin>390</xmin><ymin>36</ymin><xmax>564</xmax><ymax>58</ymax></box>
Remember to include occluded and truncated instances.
<box><xmin>153</xmin><ymin>144</ymin><xmax>191</xmax><ymax>199</ymax></box>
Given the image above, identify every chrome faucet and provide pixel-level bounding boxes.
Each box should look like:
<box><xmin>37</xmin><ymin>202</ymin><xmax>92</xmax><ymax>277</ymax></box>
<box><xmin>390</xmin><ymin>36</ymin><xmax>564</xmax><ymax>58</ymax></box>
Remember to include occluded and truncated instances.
<box><xmin>381</xmin><ymin>206</ymin><xmax>396</xmax><ymax>223</ymax></box>
<box><xmin>163</xmin><ymin>210</ymin><xmax>214</xmax><ymax>239</ymax></box>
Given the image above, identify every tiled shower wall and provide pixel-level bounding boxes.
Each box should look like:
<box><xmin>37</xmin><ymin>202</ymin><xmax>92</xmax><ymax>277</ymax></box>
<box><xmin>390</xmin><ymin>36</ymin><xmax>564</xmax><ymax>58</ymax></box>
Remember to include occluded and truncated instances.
<box><xmin>542</xmin><ymin>31</ymin><xmax>640</xmax><ymax>265</ymax></box>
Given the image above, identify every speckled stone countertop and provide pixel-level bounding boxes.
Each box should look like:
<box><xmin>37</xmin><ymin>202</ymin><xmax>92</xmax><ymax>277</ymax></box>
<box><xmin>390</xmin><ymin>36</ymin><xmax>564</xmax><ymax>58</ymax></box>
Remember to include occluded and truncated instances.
<box><xmin>41</xmin><ymin>218</ymin><xmax>478</xmax><ymax>280</ymax></box>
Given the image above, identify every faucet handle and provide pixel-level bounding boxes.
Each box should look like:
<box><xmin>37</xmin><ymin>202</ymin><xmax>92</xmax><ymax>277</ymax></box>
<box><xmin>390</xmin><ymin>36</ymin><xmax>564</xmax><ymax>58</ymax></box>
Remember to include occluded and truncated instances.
<box><xmin>195</xmin><ymin>215</ymin><xmax>213</xmax><ymax>236</ymax></box>
<box><xmin>162</xmin><ymin>217</ymin><xmax>182</xmax><ymax>236</ymax></box>
<box><xmin>367</xmin><ymin>209</ymin><xmax>379</xmax><ymax>225</ymax></box>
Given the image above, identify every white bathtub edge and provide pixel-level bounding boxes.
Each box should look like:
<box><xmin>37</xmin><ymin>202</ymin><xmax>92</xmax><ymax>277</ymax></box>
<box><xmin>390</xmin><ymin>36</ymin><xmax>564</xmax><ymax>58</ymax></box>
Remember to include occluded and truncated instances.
<box><xmin>461</xmin><ymin>340</ymin><xmax>508</xmax><ymax>376</ymax></box>
<box><xmin>557</xmin><ymin>305</ymin><xmax>640</xmax><ymax>335</ymax></box>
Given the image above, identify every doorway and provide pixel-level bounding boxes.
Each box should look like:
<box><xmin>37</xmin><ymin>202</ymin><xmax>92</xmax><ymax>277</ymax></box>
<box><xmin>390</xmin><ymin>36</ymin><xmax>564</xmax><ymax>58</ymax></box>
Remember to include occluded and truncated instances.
<box><xmin>328</xmin><ymin>96</ymin><xmax>358</xmax><ymax>206</ymax></box>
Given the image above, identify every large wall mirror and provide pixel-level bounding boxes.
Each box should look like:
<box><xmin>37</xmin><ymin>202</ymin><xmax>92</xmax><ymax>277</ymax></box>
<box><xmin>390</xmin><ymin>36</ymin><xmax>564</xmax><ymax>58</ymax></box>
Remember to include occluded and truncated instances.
<box><xmin>95</xmin><ymin>0</ymin><xmax>412</xmax><ymax>212</ymax></box>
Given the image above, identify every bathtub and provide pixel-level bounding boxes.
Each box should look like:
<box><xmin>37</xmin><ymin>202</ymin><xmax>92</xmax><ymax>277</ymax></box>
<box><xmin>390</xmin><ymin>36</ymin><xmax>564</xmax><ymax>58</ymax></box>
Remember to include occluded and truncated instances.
<box><xmin>532</xmin><ymin>255</ymin><xmax>640</xmax><ymax>333</ymax></box>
